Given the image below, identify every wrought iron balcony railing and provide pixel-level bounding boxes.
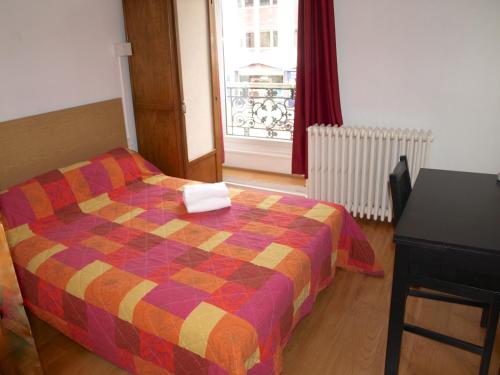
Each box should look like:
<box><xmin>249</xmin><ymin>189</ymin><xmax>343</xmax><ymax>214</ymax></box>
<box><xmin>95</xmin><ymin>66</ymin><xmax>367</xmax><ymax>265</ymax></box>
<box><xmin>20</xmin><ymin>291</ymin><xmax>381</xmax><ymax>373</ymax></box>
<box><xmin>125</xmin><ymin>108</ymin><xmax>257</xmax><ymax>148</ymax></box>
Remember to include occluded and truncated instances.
<box><xmin>225</xmin><ymin>82</ymin><xmax>295</xmax><ymax>140</ymax></box>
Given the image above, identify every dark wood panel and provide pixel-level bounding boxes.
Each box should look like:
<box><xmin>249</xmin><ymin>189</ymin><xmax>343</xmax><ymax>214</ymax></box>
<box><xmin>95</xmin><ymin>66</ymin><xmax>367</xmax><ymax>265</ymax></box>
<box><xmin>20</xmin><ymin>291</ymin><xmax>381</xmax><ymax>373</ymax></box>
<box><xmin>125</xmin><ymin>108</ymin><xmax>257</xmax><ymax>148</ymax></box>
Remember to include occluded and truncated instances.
<box><xmin>0</xmin><ymin>99</ymin><xmax>127</xmax><ymax>190</ymax></box>
<box><xmin>186</xmin><ymin>150</ymin><xmax>218</xmax><ymax>183</ymax></box>
<box><xmin>123</xmin><ymin>0</ymin><xmax>181</xmax><ymax>107</ymax></box>
<box><xmin>134</xmin><ymin>108</ymin><xmax>185</xmax><ymax>177</ymax></box>
<box><xmin>123</xmin><ymin>0</ymin><xmax>187</xmax><ymax>178</ymax></box>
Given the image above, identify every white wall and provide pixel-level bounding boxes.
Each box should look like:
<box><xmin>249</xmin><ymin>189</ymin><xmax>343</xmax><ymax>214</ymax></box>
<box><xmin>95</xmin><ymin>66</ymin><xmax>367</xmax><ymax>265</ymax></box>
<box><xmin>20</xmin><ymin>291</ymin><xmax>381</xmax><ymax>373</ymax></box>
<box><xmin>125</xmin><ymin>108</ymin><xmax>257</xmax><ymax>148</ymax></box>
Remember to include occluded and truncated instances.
<box><xmin>0</xmin><ymin>0</ymin><xmax>137</xmax><ymax>149</ymax></box>
<box><xmin>335</xmin><ymin>0</ymin><xmax>500</xmax><ymax>174</ymax></box>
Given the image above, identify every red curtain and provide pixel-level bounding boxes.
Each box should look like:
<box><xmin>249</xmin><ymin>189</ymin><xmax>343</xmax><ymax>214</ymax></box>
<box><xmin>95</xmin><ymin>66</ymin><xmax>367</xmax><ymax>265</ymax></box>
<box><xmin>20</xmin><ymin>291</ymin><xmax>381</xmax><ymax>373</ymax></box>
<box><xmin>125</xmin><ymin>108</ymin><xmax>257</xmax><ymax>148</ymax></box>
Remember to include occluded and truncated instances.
<box><xmin>291</xmin><ymin>0</ymin><xmax>343</xmax><ymax>176</ymax></box>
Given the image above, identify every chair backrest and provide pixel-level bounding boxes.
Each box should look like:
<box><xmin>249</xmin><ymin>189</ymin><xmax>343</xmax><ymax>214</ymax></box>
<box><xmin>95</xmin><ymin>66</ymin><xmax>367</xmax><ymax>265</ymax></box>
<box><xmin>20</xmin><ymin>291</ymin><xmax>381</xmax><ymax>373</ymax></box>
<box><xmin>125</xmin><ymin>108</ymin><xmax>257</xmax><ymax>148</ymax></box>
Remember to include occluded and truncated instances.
<box><xmin>389</xmin><ymin>155</ymin><xmax>412</xmax><ymax>225</ymax></box>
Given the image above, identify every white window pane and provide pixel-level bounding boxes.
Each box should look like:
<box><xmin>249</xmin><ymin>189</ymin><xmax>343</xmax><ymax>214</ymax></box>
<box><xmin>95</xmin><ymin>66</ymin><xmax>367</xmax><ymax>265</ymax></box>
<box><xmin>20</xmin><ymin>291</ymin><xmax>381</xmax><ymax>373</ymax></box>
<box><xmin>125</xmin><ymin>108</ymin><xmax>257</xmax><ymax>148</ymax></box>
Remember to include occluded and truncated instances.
<box><xmin>260</xmin><ymin>31</ymin><xmax>270</xmax><ymax>47</ymax></box>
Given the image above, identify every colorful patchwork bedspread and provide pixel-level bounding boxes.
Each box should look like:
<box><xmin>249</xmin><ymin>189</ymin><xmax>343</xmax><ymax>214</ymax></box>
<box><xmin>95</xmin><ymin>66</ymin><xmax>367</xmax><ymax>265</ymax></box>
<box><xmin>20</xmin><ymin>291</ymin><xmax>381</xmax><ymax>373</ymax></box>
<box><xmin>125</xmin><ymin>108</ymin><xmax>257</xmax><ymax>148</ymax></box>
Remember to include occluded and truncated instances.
<box><xmin>0</xmin><ymin>148</ymin><xmax>383</xmax><ymax>375</ymax></box>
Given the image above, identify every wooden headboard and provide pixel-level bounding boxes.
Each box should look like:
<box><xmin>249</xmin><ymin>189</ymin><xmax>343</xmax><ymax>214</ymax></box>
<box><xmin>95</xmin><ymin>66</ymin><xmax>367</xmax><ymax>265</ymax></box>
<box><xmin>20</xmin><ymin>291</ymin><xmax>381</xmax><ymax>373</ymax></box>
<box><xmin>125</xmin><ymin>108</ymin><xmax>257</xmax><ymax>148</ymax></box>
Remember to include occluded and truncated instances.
<box><xmin>0</xmin><ymin>98</ymin><xmax>128</xmax><ymax>190</ymax></box>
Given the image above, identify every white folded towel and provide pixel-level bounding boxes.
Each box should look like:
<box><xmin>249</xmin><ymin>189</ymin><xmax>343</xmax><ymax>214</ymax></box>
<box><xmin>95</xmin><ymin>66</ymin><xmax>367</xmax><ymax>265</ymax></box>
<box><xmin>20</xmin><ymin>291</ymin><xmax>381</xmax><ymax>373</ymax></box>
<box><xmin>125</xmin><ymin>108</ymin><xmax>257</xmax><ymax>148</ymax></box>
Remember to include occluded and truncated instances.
<box><xmin>183</xmin><ymin>182</ymin><xmax>229</xmax><ymax>203</ymax></box>
<box><xmin>184</xmin><ymin>196</ymin><xmax>231</xmax><ymax>213</ymax></box>
<box><xmin>183</xmin><ymin>182</ymin><xmax>231</xmax><ymax>213</ymax></box>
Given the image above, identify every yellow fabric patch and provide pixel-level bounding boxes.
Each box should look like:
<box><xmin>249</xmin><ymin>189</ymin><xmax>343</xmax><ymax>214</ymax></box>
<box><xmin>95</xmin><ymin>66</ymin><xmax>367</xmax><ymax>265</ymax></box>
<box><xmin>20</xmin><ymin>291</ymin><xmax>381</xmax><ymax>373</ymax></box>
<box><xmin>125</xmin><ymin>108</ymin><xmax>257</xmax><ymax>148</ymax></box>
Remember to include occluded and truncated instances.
<box><xmin>304</xmin><ymin>203</ymin><xmax>336</xmax><ymax>222</ymax></box>
<box><xmin>65</xmin><ymin>260</ymin><xmax>112</xmax><ymax>299</ymax></box>
<box><xmin>257</xmin><ymin>195</ymin><xmax>282</xmax><ymax>210</ymax></box>
<box><xmin>251</xmin><ymin>243</ymin><xmax>293</xmax><ymax>269</ymax></box>
<box><xmin>228</xmin><ymin>188</ymin><xmax>244</xmax><ymax>198</ymax></box>
<box><xmin>151</xmin><ymin>219</ymin><xmax>189</xmax><ymax>238</ymax></box>
<box><xmin>293</xmin><ymin>282</ymin><xmax>310</xmax><ymax>315</ymax></box>
<box><xmin>331</xmin><ymin>249</ymin><xmax>338</xmax><ymax>269</ymax></box>
<box><xmin>245</xmin><ymin>348</ymin><xmax>261</xmax><ymax>370</ymax></box>
<box><xmin>113</xmin><ymin>207</ymin><xmax>145</xmax><ymax>224</ymax></box>
<box><xmin>26</xmin><ymin>244</ymin><xmax>66</xmax><ymax>274</ymax></box>
<box><xmin>59</xmin><ymin>161</ymin><xmax>91</xmax><ymax>173</ymax></box>
<box><xmin>6</xmin><ymin>224</ymin><xmax>34</xmax><ymax>247</ymax></box>
<box><xmin>179</xmin><ymin>302</ymin><xmax>227</xmax><ymax>357</ymax></box>
<box><xmin>118</xmin><ymin>279</ymin><xmax>158</xmax><ymax>323</ymax></box>
<box><xmin>79</xmin><ymin>193</ymin><xmax>112</xmax><ymax>214</ymax></box>
<box><xmin>143</xmin><ymin>174</ymin><xmax>168</xmax><ymax>185</ymax></box>
<box><xmin>198</xmin><ymin>231</ymin><xmax>232</xmax><ymax>252</ymax></box>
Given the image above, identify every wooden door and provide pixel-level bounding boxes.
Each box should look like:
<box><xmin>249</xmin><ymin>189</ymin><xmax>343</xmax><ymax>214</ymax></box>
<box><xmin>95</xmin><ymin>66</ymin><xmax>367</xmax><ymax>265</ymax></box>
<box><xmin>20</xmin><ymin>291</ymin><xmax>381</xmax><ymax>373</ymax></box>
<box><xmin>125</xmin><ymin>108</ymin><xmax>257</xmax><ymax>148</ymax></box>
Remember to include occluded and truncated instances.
<box><xmin>123</xmin><ymin>0</ymin><xmax>187</xmax><ymax>178</ymax></box>
<box><xmin>175</xmin><ymin>0</ymin><xmax>223</xmax><ymax>183</ymax></box>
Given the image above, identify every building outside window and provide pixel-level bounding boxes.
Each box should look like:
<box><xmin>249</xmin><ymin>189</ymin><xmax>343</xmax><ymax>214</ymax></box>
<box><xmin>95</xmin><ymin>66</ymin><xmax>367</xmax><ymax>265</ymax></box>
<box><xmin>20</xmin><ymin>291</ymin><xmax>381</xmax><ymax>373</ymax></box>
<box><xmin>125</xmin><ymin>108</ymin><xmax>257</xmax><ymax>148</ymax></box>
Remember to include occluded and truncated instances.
<box><xmin>220</xmin><ymin>0</ymin><xmax>298</xmax><ymax>140</ymax></box>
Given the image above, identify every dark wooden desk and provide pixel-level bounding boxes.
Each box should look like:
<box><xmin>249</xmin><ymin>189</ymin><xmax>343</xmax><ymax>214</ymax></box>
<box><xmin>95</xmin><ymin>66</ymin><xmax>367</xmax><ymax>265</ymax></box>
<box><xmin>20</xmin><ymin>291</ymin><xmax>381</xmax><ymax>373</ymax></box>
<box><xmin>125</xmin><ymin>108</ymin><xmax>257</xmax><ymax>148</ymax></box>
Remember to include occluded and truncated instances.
<box><xmin>385</xmin><ymin>169</ymin><xmax>500</xmax><ymax>375</ymax></box>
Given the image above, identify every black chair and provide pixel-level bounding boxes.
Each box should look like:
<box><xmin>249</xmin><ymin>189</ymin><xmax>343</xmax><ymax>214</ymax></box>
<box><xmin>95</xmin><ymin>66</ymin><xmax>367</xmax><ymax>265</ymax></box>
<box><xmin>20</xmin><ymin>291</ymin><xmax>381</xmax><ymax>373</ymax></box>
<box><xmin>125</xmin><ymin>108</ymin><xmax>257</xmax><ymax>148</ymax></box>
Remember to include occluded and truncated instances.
<box><xmin>389</xmin><ymin>156</ymin><xmax>499</xmax><ymax>374</ymax></box>
<box><xmin>389</xmin><ymin>155</ymin><xmax>412</xmax><ymax>225</ymax></box>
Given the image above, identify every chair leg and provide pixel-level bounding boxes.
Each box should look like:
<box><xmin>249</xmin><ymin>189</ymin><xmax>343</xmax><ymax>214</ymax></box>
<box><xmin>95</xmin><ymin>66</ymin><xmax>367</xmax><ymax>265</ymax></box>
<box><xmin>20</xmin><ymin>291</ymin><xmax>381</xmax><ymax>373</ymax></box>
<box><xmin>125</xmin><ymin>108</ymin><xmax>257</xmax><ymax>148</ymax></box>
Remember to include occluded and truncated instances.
<box><xmin>480</xmin><ymin>305</ymin><xmax>490</xmax><ymax>328</ymax></box>
<box><xmin>479</xmin><ymin>299</ymin><xmax>499</xmax><ymax>375</ymax></box>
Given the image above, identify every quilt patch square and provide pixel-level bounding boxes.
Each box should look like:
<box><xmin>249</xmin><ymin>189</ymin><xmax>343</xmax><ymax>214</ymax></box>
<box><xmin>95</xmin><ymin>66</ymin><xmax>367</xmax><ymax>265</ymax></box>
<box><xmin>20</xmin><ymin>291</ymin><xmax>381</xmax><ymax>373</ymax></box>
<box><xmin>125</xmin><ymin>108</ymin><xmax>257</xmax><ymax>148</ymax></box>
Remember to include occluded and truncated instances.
<box><xmin>127</xmin><ymin>233</ymin><xmax>165</xmax><ymax>252</ymax></box>
<box><xmin>170</xmin><ymin>267</ymin><xmax>226</xmax><ymax>294</ymax></box>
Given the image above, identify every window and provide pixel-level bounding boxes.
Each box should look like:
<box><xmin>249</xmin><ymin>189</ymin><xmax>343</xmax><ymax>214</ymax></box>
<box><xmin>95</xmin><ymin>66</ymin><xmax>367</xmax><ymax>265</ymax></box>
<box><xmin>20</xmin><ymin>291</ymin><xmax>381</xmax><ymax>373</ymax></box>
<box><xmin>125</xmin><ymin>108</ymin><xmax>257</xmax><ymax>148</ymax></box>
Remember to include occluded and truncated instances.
<box><xmin>260</xmin><ymin>0</ymin><xmax>277</xmax><ymax>5</ymax></box>
<box><xmin>220</xmin><ymin>0</ymin><xmax>297</xmax><ymax>140</ymax></box>
<box><xmin>245</xmin><ymin>32</ymin><xmax>255</xmax><ymax>48</ymax></box>
<box><xmin>260</xmin><ymin>31</ymin><xmax>278</xmax><ymax>48</ymax></box>
<box><xmin>237</xmin><ymin>0</ymin><xmax>254</xmax><ymax>7</ymax></box>
<box><xmin>260</xmin><ymin>31</ymin><xmax>270</xmax><ymax>48</ymax></box>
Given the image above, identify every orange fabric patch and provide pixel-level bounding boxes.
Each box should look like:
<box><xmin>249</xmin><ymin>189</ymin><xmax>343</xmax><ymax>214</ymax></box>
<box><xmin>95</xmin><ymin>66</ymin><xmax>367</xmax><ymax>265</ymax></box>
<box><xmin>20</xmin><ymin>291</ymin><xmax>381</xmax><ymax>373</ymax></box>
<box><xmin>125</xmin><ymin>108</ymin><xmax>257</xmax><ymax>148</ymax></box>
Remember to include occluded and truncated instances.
<box><xmin>155</xmin><ymin>200</ymin><xmax>186</xmax><ymax>215</ymax></box>
<box><xmin>207</xmin><ymin>313</ymin><xmax>259</xmax><ymax>374</ymax></box>
<box><xmin>269</xmin><ymin>203</ymin><xmax>309</xmax><ymax>216</ymax></box>
<box><xmin>11</xmin><ymin>235</ymin><xmax>58</xmax><ymax>268</ymax></box>
<box><xmin>63</xmin><ymin>169</ymin><xmax>93</xmax><ymax>202</ymax></box>
<box><xmin>168</xmin><ymin>224</ymin><xmax>217</xmax><ymax>247</ymax></box>
<box><xmin>156</xmin><ymin>176</ymin><xmax>188</xmax><ymax>190</ymax></box>
<box><xmin>212</xmin><ymin>243</ymin><xmax>259</xmax><ymax>263</ymax></box>
<box><xmin>133</xmin><ymin>300</ymin><xmax>183</xmax><ymax>345</ymax></box>
<box><xmin>81</xmin><ymin>235</ymin><xmax>122</xmax><ymax>255</ymax></box>
<box><xmin>36</xmin><ymin>258</ymin><xmax>76</xmax><ymax>290</ymax></box>
<box><xmin>242</xmin><ymin>221</ymin><xmax>286</xmax><ymax>238</ymax></box>
<box><xmin>122</xmin><ymin>218</ymin><xmax>159</xmax><ymax>233</ymax></box>
<box><xmin>275</xmin><ymin>249</ymin><xmax>311</xmax><ymax>299</ymax></box>
<box><xmin>131</xmin><ymin>153</ymin><xmax>156</xmax><ymax>179</ymax></box>
<box><xmin>95</xmin><ymin>202</ymin><xmax>134</xmax><ymax>221</ymax></box>
<box><xmin>327</xmin><ymin>213</ymin><xmax>342</xmax><ymax>251</ymax></box>
<box><xmin>171</xmin><ymin>268</ymin><xmax>226</xmax><ymax>294</ymax></box>
<box><xmin>20</xmin><ymin>181</ymin><xmax>54</xmax><ymax>219</ymax></box>
<box><xmin>101</xmin><ymin>157</ymin><xmax>125</xmax><ymax>189</ymax></box>
<box><xmin>85</xmin><ymin>267</ymin><xmax>143</xmax><ymax>315</ymax></box>
<box><xmin>231</xmin><ymin>191</ymin><xmax>268</xmax><ymax>207</ymax></box>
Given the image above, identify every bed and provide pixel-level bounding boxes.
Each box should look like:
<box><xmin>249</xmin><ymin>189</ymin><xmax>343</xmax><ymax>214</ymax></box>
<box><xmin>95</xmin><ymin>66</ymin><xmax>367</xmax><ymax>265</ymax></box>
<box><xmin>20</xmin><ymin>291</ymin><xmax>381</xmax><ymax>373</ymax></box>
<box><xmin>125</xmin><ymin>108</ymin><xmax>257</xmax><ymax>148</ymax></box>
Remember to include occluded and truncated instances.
<box><xmin>0</xmin><ymin>148</ymin><xmax>382</xmax><ymax>374</ymax></box>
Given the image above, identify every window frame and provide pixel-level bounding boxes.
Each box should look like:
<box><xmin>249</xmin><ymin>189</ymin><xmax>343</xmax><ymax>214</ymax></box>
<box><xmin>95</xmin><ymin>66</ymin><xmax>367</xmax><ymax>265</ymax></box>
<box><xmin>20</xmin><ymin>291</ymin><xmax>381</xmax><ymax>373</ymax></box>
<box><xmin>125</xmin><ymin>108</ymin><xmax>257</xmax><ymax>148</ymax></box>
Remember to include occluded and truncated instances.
<box><xmin>259</xmin><ymin>30</ymin><xmax>279</xmax><ymax>48</ymax></box>
<box><xmin>259</xmin><ymin>0</ymin><xmax>278</xmax><ymax>7</ymax></box>
<box><xmin>245</xmin><ymin>31</ymin><xmax>255</xmax><ymax>48</ymax></box>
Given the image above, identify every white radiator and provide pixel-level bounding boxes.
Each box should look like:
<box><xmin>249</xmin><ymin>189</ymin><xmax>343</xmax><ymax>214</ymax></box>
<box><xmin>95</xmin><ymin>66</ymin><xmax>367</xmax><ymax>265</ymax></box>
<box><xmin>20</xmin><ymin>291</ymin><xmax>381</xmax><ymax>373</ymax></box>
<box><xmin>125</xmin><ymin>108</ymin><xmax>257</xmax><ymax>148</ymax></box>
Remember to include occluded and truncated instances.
<box><xmin>306</xmin><ymin>125</ymin><xmax>433</xmax><ymax>222</ymax></box>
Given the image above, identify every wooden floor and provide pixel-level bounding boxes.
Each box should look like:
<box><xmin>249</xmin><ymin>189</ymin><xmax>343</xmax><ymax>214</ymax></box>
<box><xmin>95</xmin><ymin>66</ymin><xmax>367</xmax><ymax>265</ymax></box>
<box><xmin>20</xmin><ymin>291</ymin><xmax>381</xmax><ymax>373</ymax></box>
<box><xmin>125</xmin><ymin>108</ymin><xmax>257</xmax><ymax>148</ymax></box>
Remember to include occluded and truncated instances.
<box><xmin>28</xmin><ymin>218</ymin><xmax>500</xmax><ymax>374</ymax></box>
<box><xmin>222</xmin><ymin>167</ymin><xmax>306</xmax><ymax>187</ymax></box>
